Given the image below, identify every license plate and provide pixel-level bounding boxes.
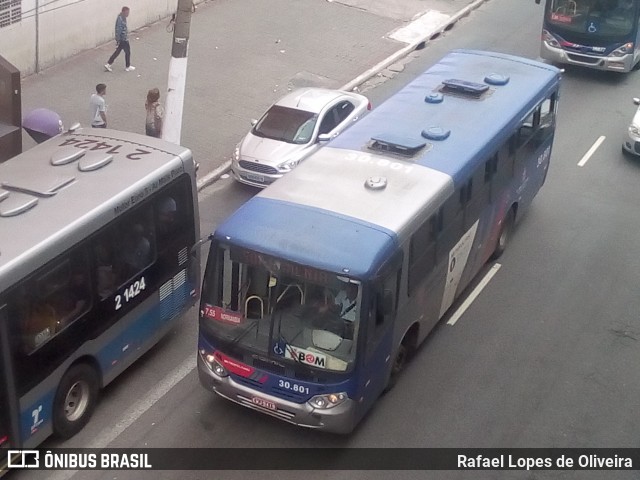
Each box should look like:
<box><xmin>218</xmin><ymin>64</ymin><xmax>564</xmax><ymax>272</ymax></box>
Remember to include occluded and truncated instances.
<box><xmin>251</xmin><ymin>396</ymin><xmax>277</xmax><ymax>410</ymax></box>
<box><xmin>245</xmin><ymin>172</ymin><xmax>265</xmax><ymax>183</ymax></box>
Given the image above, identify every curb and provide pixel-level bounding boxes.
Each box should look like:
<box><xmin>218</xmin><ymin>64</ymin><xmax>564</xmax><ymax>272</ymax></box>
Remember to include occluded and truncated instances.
<box><xmin>195</xmin><ymin>0</ymin><xmax>490</xmax><ymax>192</ymax></box>
<box><xmin>341</xmin><ymin>0</ymin><xmax>490</xmax><ymax>92</ymax></box>
<box><xmin>197</xmin><ymin>159</ymin><xmax>233</xmax><ymax>191</ymax></box>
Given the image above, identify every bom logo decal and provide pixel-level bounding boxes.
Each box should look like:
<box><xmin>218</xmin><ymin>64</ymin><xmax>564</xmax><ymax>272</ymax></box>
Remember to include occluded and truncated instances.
<box><xmin>284</xmin><ymin>346</ymin><xmax>326</xmax><ymax>368</ymax></box>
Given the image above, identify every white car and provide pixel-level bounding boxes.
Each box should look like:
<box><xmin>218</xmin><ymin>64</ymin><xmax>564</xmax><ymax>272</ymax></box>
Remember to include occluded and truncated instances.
<box><xmin>231</xmin><ymin>88</ymin><xmax>370</xmax><ymax>188</ymax></box>
<box><xmin>623</xmin><ymin>97</ymin><xmax>640</xmax><ymax>156</ymax></box>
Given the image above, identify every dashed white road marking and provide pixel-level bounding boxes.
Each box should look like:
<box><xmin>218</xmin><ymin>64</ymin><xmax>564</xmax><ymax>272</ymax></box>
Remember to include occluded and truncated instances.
<box><xmin>578</xmin><ymin>136</ymin><xmax>605</xmax><ymax>167</ymax></box>
<box><xmin>447</xmin><ymin>263</ymin><xmax>501</xmax><ymax>326</ymax></box>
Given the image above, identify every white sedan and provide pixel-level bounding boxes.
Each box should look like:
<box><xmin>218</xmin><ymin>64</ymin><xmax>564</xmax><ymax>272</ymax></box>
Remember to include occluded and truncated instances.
<box><xmin>623</xmin><ymin>97</ymin><xmax>640</xmax><ymax>156</ymax></box>
<box><xmin>231</xmin><ymin>88</ymin><xmax>370</xmax><ymax>188</ymax></box>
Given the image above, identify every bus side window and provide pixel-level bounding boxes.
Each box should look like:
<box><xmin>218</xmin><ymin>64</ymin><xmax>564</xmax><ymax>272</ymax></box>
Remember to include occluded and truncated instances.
<box><xmin>15</xmin><ymin>250</ymin><xmax>92</xmax><ymax>353</ymax></box>
<box><xmin>367</xmin><ymin>269</ymin><xmax>399</xmax><ymax>358</ymax></box>
<box><xmin>94</xmin><ymin>205</ymin><xmax>156</xmax><ymax>297</ymax></box>
<box><xmin>517</xmin><ymin>110</ymin><xmax>536</xmax><ymax>148</ymax></box>
<box><xmin>153</xmin><ymin>175</ymin><xmax>196</xmax><ymax>269</ymax></box>
<box><xmin>435</xmin><ymin>192</ymin><xmax>464</xmax><ymax>263</ymax></box>
<box><xmin>464</xmin><ymin>164</ymin><xmax>491</xmax><ymax>228</ymax></box>
<box><xmin>407</xmin><ymin>218</ymin><xmax>436</xmax><ymax>295</ymax></box>
<box><xmin>495</xmin><ymin>141</ymin><xmax>514</xmax><ymax>190</ymax></box>
<box><xmin>540</xmin><ymin>93</ymin><xmax>557</xmax><ymax>127</ymax></box>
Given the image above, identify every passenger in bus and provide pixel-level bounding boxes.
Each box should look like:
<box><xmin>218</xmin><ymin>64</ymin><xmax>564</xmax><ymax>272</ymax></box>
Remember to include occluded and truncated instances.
<box><xmin>334</xmin><ymin>283</ymin><xmax>358</xmax><ymax>323</ymax></box>
<box><xmin>306</xmin><ymin>285</ymin><xmax>357</xmax><ymax>339</ymax></box>
<box><xmin>613</xmin><ymin>0</ymin><xmax>634</xmax><ymax>16</ymax></box>
<box><xmin>156</xmin><ymin>197</ymin><xmax>177</xmax><ymax>238</ymax></box>
<box><xmin>18</xmin><ymin>290</ymin><xmax>58</xmax><ymax>351</ymax></box>
<box><xmin>56</xmin><ymin>270</ymin><xmax>91</xmax><ymax>328</ymax></box>
<box><xmin>124</xmin><ymin>223</ymin><xmax>151</xmax><ymax>273</ymax></box>
<box><xmin>96</xmin><ymin>244</ymin><xmax>117</xmax><ymax>298</ymax></box>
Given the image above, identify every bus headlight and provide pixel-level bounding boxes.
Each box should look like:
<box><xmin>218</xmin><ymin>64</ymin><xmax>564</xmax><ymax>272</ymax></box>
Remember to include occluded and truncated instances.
<box><xmin>308</xmin><ymin>392</ymin><xmax>347</xmax><ymax>409</ymax></box>
<box><xmin>200</xmin><ymin>349</ymin><xmax>229</xmax><ymax>377</ymax></box>
<box><xmin>612</xmin><ymin>43</ymin><xmax>633</xmax><ymax>57</ymax></box>
<box><xmin>542</xmin><ymin>30</ymin><xmax>560</xmax><ymax>49</ymax></box>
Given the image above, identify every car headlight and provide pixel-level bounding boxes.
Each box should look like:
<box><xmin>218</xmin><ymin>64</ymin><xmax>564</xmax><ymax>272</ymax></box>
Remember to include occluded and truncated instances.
<box><xmin>308</xmin><ymin>392</ymin><xmax>348</xmax><ymax>410</ymax></box>
<box><xmin>278</xmin><ymin>159</ymin><xmax>301</xmax><ymax>172</ymax></box>
<box><xmin>629</xmin><ymin>124</ymin><xmax>640</xmax><ymax>137</ymax></box>
<box><xmin>200</xmin><ymin>349</ymin><xmax>229</xmax><ymax>377</ymax></box>
<box><xmin>233</xmin><ymin>145</ymin><xmax>241</xmax><ymax>162</ymax></box>
<box><xmin>542</xmin><ymin>30</ymin><xmax>560</xmax><ymax>49</ymax></box>
<box><xmin>612</xmin><ymin>42</ymin><xmax>633</xmax><ymax>57</ymax></box>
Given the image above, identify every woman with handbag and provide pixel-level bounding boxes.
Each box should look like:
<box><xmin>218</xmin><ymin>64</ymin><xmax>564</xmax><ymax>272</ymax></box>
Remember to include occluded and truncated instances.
<box><xmin>145</xmin><ymin>88</ymin><xmax>164</xmax><ymax>138</ymax></box>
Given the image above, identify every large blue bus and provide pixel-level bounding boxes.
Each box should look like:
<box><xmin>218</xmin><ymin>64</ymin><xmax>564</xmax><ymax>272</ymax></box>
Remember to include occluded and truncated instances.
<box><xmin>198</xmin><ymin>50</ymin><xmax>562</xmax><ymax>433</ymax></box>
<box><xmin>537</xmin><ymin>0</ymin><xmax>640</xmax><ymax>72</ymax></box>
<box><xmin>0</xmin><ymin>127</ymin><xmax>199</xmax><ymax>459</ymax></box>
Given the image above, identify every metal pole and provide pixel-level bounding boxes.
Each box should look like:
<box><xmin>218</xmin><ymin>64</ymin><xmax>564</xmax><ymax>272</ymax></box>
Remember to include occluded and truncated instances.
<box><xmin>35</xmin><ymin>0</ymin><xmax>39</xmax><ymax>73</ymax></box>
<box><xmin>162</xmin><ymin>0</ymin><xmax>194</xmax><ymax>145</ymax></box>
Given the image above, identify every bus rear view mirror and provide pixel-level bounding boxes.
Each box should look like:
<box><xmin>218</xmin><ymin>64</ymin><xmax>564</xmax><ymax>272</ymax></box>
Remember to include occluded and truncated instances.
<box><xmin>382</xmin><ymin>290</ymin><xmax>394</xmax><ymax>315</ymax></box>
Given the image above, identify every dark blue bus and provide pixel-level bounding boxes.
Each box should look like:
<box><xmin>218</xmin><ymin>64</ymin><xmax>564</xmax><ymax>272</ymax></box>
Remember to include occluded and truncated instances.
<box><xmin>198</xmin><ymin>50</ymin><xmax>562</xmax><ymax>433</ymax></box>
<box><xmin>538</xmin><ymin>0</ymin><xmax>640</xmax><ymax>71</ymax></box>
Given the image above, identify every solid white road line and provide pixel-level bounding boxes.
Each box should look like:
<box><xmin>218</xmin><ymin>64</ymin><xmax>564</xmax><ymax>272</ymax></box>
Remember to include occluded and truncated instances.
<box><xmin>48</xmin><ymin>354</ymin><xmax>197</xmax><ymax>480</ymax></box>
<box><xmin>577</xmin><ymin>136</ymin><xmax>605</xmax><ymax>167</ymax></box>
<box><xmin>447</xmin><ymin>263</ymin><xmax>501</xmax><ymax>326</ymax></box>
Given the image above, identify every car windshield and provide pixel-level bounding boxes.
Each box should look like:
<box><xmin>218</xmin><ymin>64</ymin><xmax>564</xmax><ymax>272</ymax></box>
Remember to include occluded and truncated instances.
<box><xmin>200</xmin><ymin>244</ymin><xmax>361</xmax><ymax>373</ymax></box>
<box><xmin>252</xmin><ymin>105</ymin><xmax>318</xmax><ymax>144</ymax></box>
<box><xmin>546</xmin><ymin>0</ymin><xmax>637</xmax><ymax>38</ymax></box>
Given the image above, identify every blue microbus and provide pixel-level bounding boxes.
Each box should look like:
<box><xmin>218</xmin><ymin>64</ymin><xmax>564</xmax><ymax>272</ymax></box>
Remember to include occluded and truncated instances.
<box><xmin>538</xmin><ymin>0</ymin><xmax>640</xmax><ymax>72</ymax></box>
<box><xmin>198</xmin><ymin>50</ymin><xmax>562</xmax><ymax>433</ymax></box>
<box><xmin>0</xmin><ymin>128</ymin><xmax>199</xmax><ymax>461</ymax></box>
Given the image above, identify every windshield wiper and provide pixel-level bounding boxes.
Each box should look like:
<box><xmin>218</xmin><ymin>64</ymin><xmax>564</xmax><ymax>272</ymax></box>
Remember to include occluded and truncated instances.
<box><xmin>228</xmin><ymin>320</ymin><xmax>259</xmax><ymax>347</ymax></box>
<box><xmin>269</xmin><ymin>309</ymin><xmax>303</xmax><ymax>365</ymax></box>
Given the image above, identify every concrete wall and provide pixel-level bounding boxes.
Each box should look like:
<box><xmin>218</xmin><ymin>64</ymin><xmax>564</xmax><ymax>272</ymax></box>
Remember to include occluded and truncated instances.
<box><xmin>0</xmin><ymin>0</ymin><xmax>196</xmax><ymax>76</ymax></box>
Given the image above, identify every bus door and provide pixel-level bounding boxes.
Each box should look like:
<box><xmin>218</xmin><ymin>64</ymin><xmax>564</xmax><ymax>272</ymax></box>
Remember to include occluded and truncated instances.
<box><xmin>0</xmin><ymin>304</ymin><xmax>20</xmax><ymax>450</ymax></box>
<box><xmin>359</xmin><ymin>266</ymin><xmax>400</xmax><ymax>413</ymax></box>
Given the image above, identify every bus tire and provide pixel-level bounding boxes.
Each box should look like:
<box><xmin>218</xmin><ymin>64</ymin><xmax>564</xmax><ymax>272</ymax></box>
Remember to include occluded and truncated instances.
<box><xmin>384</xmin><ymin>343</ymin><xmax>408</xmax><ymax>393</ymax></box>
<box><xmin>52</xmin><ymin>363</ymin><xmax>99</xmax><ymax>439</ymax></box>
<box><xmin>492</xmin><ymin>207</ymin><xmax>515</xmax><ymax>259</ymax></box>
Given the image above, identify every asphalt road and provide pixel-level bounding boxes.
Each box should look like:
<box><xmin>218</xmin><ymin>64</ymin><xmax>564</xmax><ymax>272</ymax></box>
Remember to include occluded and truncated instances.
<box><xmin>14</xmin><ymin>0</ymin><xmax>640</xmax><ymax>479</ymax></box>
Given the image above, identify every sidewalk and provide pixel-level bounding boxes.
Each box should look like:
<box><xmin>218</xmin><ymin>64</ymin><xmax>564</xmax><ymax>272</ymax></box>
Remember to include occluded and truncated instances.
<box><xmin>20</xmin><ymin>0</ymin><xmax>483</xmax><ymax>186</ymax></box>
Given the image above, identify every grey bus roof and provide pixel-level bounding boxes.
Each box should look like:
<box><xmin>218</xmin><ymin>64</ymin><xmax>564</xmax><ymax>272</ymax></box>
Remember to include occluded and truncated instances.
<box><xmin>0</xmin><ymin>128</ymin><xmax>193</xmax><ymax>294</ymax></box>
<box><xmin>259</xmin><ymin>145</ymin><xmax>454</xmax><ymax>238</ymax></box>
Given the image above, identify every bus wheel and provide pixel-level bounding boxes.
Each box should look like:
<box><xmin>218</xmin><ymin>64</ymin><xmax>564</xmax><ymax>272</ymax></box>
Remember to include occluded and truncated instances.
<box><xmin>492</xmin><ymin>207</ymin><xmax>515</xmax><ymax>259</ymax></box>
<box><xmin>384</xmin><ymin>343</ymin><xmax>408</xmax><ymax>392</ymax></box>
<box><xmin>52</xmin><ymin>364</ymin><xmax>99</xmax><ymax>439</ymax></box>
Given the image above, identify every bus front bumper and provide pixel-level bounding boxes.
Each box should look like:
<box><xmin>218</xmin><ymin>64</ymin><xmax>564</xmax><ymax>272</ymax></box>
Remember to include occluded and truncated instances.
<box><xmin>197</xmin><ymin>355</ymin><xmax>356</xmax><ymax>434</ymax></box>
<box><xmin>541</xmin><ymin>44</ymin><xmax>634</xmax><ymax>72</ymax></box>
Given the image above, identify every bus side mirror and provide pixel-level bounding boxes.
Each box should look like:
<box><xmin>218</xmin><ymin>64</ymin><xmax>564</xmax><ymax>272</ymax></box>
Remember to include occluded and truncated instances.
<box><xmin>190</xmin><ymin>234</ymin><xmax>213</xmax><ymax>256</ymax></box>
<box><xmin>535</xmin><ymin>0</ymin><xmax>541</xmax><ymax>4</ymax></box>
<box><xmin>382</xmin><ymin>290</ymin><xmax>394</xmax><ymax>315</ymax></box>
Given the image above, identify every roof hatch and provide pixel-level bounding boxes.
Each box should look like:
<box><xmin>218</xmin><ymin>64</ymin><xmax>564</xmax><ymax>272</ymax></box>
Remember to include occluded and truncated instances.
<box><xmin>440</xmin><ymin>78</ymin><xmax>490</xmax><ymax>99</ymax></box>
<box><xmin>368</xmin><ymin>134</ymin><xmax>427</xmax><ymax>157</ymax></box>
<box><xmin>0</xmin><ymin>191</ymin><xmax>38</xmax><ymax>217</ymax></box>
<box><xmin>2</xmin><ymin>175</ymin><xmax>75</xmax><ymax>197</ymax></box>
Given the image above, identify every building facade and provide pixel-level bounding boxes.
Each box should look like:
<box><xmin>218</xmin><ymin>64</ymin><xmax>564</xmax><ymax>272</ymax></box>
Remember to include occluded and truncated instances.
<box><xmin>0</xmin><ymin>0</ymin><xmax>198</xmax><ymax>76</ymax></box>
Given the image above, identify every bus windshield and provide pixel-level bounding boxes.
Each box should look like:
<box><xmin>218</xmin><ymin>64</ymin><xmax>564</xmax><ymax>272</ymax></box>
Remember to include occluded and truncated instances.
<box><xmin>546</xmin><ymin>0</ymin><xmax>638</xmax><ymax>39</ymax></box>
<box><xmin>201</xmin><ymin>244</ymin><xmax>361</xmax><ymax>373</ymax></box>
